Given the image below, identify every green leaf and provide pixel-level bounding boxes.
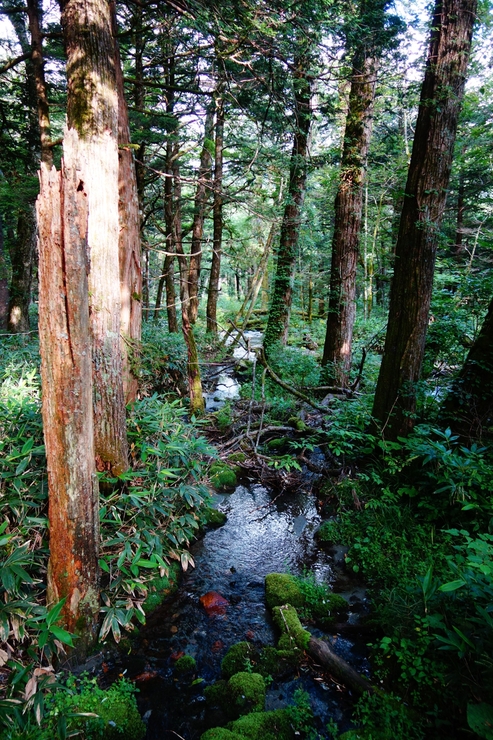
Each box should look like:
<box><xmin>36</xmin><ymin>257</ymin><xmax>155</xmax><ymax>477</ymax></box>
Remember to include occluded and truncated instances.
<box><xmin>467</xmin><ymin>703</ymin><xmax>493</xmax><ymax>740</ymax></box>
<box><xmin>439</xmin><ymin>579</ymin><xmax>466</xmax><ymax>592</ymax></box>
<box><xmin>46</xmin><ymin>598</ymin><xmax>67</xmax><ymax>627</ymax></box>
<box><xmin>49</xmin><ymin>625</ymin><xmax>75</xmax><ymax>646</ymax></box>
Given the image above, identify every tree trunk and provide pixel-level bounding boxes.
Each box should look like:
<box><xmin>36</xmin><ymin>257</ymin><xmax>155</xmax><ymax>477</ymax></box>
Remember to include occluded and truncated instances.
<box><xmin>264</xmin><ymin>56</ymin><xmax>312</xmax><ymax>350</ymax></box>
<box><xmin>372</xmin><ymin>0</ymin><xmax>477</xmax><ymax>439</ymax></box>
<box><xmin>206</xmin><ymin>92</ymin><xmax>224</xmax><ymax>334</ymax></box>
<box><xmin>60</xmin><ymin>0</ymin><xmax>128</xmax><ymax>473</ymax></box>
<box><xmin>322</xmin><ymin>3</ymin><xmax>381</xmax><ymax>387</ymax></box>
<box><xmin>26</xmin><ymin>0</ymin><xmax>52</xmax><ymax>166</ymax></box>
<box><xmin>37</xmin><ymin>132</ymin><xmax>99</xmax><ymax>650</ymax></box>
<box><xmin>189</xmin><ymin>102</ymin><xmax>214</xmax><ymax>324</ymax></box>
<box><xmin>453</xmin><ymin>169</ymin><xmax>466</xmax><ymax>256</ymax></box>
<box><xmin>173</xmin><ymin>159</ymin><xmax>205</xmax><ymax>414</ymax></box>
<box><xmin>7</xmin><ymin>207</ymin><xmax>35</xmax><ymax>333</ymax></box>
<box><xmin>0</xmin><ymin>214</ymin><xmax>9</xmax><ymax>332</ymax></box>
<box><xmin>440</xmin><ymin>295</ymin><xmax>493</xmax><ymax>441</ymax></box>
<box><xmin>110</xmin><ymin>0</ymin><xmax>142</xmax><ymax>405</ymax></box>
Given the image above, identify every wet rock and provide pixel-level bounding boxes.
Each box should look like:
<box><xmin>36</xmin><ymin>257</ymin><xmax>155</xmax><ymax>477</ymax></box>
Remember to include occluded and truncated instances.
<box><xmin>200</xmin><ymin>591</ymin><xmax>230</xmax><ymax>616</ymax></box>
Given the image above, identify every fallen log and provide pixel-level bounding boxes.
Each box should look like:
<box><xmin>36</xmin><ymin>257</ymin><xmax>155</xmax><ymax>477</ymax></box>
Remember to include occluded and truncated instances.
<box><xmin>307</xmin><ymin>635</ymin><xmax>374</xmax><ymax>695</ymax></box>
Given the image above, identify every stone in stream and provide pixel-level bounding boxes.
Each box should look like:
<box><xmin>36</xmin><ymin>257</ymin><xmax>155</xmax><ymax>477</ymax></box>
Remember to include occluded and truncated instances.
<box><xmin>200</xmin><ymin>590</ymin><xmax>230</xmax><ymax>615</ymax></box>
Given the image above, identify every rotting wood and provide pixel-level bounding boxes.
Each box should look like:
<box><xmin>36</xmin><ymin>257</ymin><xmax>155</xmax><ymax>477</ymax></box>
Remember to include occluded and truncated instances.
<box><xmin>307</xmin><ymin>636</ymin><xmax>374</xmax><ymax>696</ymax></box>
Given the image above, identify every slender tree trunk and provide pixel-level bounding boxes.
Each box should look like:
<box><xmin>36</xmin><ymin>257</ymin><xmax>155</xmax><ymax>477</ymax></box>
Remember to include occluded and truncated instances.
<box><xmin>0</xmin><ymin>215</ymin><xmax>9</xmax><ymax>332</ymax></box>
<box><xmin>454</xmin><ymin>170</ymin><xmax>466</xmax><ymax>256</ymax></box>
<box><xmin>26</xmin><ymin>0</ymin><xmax>52</xmax><ymax>166</ymax></box>
<box><xmin>322</xmin><ymin>11</ymin><xmax>380</xmax><ymax>387</ymax></box>
<box><xmin>189</xmin><ymin>102</ymin><xmax>214</xmax><ymax>324</ymax></box>
<box><xmin>173</xmin><ymin>159</ymin><xmax>205</xmax><ymax>413</ymax></box>
<box><xmin>264</xmin><ymin>56</ymin><xmax>312</xmax><ymax>350</ymax></box>
<box><xmin>372</xmin><ymin>0</ymin><xmax>477</xmax><ymax>439</ymax></box>
<box><xmin>206</xmin><ymin>91</ymin><xmax>224</xmax><ymax>334</ymax></box>
<box><xmin>440</xmin><ymin>295</ymin><xmax>493</xmax><ymax>441</ymax></box>
<box><xmin>7</xmin><ymin>207</ymin><xmax>35</xmax><ymax>333</ymax></box>
<box><xmin>60</xmin><ymin>0</ymin><xmax>128</xmax><ymax>473</ymax></box>
<box><xmin>37</xmin><ymin>131</ymin><xmax>99</xmax><ymax>650</ymax></box>
<box><xmin>110</xmin><ymin>0</ymin><xmax>142</xmax><ymax>404</ymax></box>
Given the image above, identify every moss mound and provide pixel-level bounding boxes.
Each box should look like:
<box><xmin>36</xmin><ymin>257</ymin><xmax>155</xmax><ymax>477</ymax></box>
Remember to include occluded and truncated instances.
<box><xmin>221</xmin><ymin>642</ymin><xmax>255</xmax><ymax>679</ymax></box>
<box><xmin>201</xmin><ymin>729</ymin><xmax>244</xmax><ymax>740</ymax></box>
<box><xmin>175</xmin><ymin>654</ymin><xmax>196</xmax><ymax>674</ymax></box>
<box><xmin>143</xmin><ymin>562</ymin><xmax>180</xmax><ymax>613</ymax></box>
<box><xmin>272</xmin><ymin>604</ymin><xmax>310</xmax><ymax>651</ymax></box>
<box><xmin>265</xmin><ymin>572</ymin><xmax>348</xmax><ymax>628</ymax></box>
<box><xmin>229</xmin><ymin>709</ymin><xmax>295</xmax><ymax>740</ymax></box>
<box><xmin>204</xmin><ymin>507</ymin><xmax>228</xmax><ymax>528</ymax></box>
<box><xmin>209</xmin><ymin>462</ymin><xmax>238</xmax><ymax>491</ymax></box>
<box><xmin>265</xmin><ymin>573</ymin><xmax>304</xmax><ymax>610</ymax></box>
<box><xmin>228</xmin><ymin>672</ymin><xmax>266</xmax><ymax>715</ymax></box>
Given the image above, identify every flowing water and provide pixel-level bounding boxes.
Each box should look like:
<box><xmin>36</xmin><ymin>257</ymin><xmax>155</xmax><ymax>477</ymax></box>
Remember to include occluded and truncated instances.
<box><xmin>114</xmin><ymin>333</ymin><xmax>369</xmax><ymax>738</ymax></box>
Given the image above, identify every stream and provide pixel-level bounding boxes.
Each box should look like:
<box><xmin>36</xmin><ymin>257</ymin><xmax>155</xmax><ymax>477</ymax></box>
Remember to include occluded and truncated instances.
<box><xmin>114</xmin><ymin>334</ymin><xmax>370</xmax><ymax>739</ymax></box>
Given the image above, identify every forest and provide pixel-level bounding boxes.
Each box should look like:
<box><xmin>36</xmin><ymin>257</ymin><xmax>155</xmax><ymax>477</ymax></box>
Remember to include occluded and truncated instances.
<box><xmin>0</xmin><ymin>0</ymin><xmax>493</xmax><ymax>738</ymax></box>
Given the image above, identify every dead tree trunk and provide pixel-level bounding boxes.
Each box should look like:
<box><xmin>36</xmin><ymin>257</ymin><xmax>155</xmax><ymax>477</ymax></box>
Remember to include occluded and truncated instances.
<box><xmin>372</xmin><ymin>0</ymin><xmax>477</xmax><ymax>439</ymax></box>
<box><xmin>37</xmin><ymin>132</ymin><xmax>99</xmax><ymax>650</ymax></box>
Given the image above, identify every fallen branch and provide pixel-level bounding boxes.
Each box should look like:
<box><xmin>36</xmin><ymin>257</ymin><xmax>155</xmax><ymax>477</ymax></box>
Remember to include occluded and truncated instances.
<box><xmin>259</xmin><ymin>349</ymin><xmax>329</xmax><ymax>412</ymax></box>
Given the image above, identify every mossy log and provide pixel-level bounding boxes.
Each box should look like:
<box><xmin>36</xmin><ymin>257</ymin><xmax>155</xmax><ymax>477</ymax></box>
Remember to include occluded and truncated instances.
<box><xmin>307</xmin><ymin>636</ymin><xmax>374</xmax><ymax>696</ymax></box>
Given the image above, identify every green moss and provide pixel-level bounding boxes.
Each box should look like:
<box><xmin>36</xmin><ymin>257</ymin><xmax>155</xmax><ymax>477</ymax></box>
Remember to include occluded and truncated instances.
<box><xmin>204</xmin><ymin>507</ymin><xmax>228</xmax><ymax>528</ymax></box>
<box><xmin>288</xmin><ymin>416</ymin><xmax>309</xmax><ymax>432</ymax></box>
<box><xmin>265</xmin><ymin>572</ymin><xmax>348</xmax><ymax>628</ymax></box>
<box><xmin>204</xmin><ymin>679</ymin><xmax>229</xmax><ymax>706</ymax></box>
<box><xmin>143</xmin><ymin>562</ymin><xmax>180</xmax><ymax>614</ymax></box>
<box><xmin>272</xmin><ymin>605</ymin><xmax>310</xmax><ymax>651</ymax></box>
<box><xmin>201</xmin><ymin>729</ymin><xmax>244</xmax><ymax>740</ymax></box>
<box><xmin>210</xmin><ymin>463</ymin><xmax>238</xmax><ymax>491</ymax></box>
<box><xmin>175</xmin><ymin>654</ymin><xmax>196</xmax><ymax>674</ymax></box>
<box><xmin>265</xmin><ymin>438</ymin><xmax>287</xmax><ymax>451</ymax></box>
<box><xmin>256</xmin><ymin>647</ymin><xmax>300</xmax><ymax>677</ymax></box>
<box><xmin>229</xmin><ymin>709</ymin><xmax>295</xmax><ymax>740</ymax></box>
<box><xmin>227</xmin><ymin>452</ymin><xmax>247</xmax><ymax>463</ymax></box>
<box><xmin>228</xmin><ymin>672</ymin><xmax>266</xmax><ymax>716</ymax></box>
<box><xmin>265</xmin><ymin>573</ymin><xmax>304</xmax><ymax>610</ymax></box>
<box><xmin>221</xmin><ymin>642</ymin><xmax>255</xmax><ymax>679</ymax></box>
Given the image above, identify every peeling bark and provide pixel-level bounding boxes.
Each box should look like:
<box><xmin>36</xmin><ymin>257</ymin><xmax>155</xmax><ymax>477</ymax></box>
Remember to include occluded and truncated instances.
<box><xmin>37</xmin><ymin>133</ymin><xmax>99</xmax><ymax>649</ymax></box>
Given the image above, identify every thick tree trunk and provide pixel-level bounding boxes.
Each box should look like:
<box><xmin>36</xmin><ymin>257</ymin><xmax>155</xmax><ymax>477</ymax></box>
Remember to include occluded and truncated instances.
<box><xmin>322</xmin><ymin>5</ymin><xmax>381</xmax><ymax>387</ymax></box>
<box><xmin>189</xmin><ymin>102</ymin><xmax>214</xmax><ymax>324</ymax></box>
<box><xmin>440</xmin><ymin>295</ymin><xmax>493</xmax><ymax>441</ymax></box>
<box><xmin>111</xmin><ymin>0</ymin><xmax>142</xmax><ymax>404</ymax></box>
<box><xmin>206</xmin><ymin>92</ymin><xmax>224</xmax><ymax>334</ymax></box>
<box><xmin>37</xmin><ymin>133</ymin><xmax>99</xmax><ymax>650</ymax></box>
<box><xmin>61</xmin><ymin>0</ymin><xmax>128</xmax><ymax>473</ymax></box>
<box><xmin>372</xmin><ymin>0</ymin><xmax>477</xmax><ymax>439</ymax></box>
<box><xmin>264</xmin><ymin>58</ymin><xmax>312</xmax><ymax>350</ymax></box>
<box><xmin>7</xmin><ymin>207</ymin><xmax>35</xmax><ymax>333</ymax></box>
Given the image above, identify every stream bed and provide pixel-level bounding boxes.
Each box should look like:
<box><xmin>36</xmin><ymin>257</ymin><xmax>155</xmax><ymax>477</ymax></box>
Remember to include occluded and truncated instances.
<box><xmin>119</xmin><ymin>480</ymin><xmax>369</xmax><ymax>739</ymax></box>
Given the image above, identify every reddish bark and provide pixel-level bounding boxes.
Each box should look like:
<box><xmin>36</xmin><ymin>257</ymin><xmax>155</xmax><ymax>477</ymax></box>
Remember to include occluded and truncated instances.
<box><xmin>372</xmin><ymin>0</ymin><xmax>477</xmax><ymax>438</ymax></box>
<box><xmin>37</xmin><ymin>134</ymin><xmax>99</xmax><ymax>648</ymax></box>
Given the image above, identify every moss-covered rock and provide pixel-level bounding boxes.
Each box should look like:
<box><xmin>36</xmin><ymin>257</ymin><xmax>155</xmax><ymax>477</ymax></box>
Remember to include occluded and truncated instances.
<box><xmin>204</xmin><ymin>507</ymin><xmax>228</xmax><ymax>529</ymax></box>
<box><xmin>265</xmin><ymin>572</ymin><xmax>348</xmax><ymax>629</ymax></box>
<box><xmin>174</xmin><ymin>654</ymin><xmax>196</xmax><ymax>674</ymax></box>
<box><xmin>205</xmin><ymin>679</ymin><xmax>229</xmax><ymax>706</ymax></box>
<box><xmin>265</xmin><ymin>438</ymin><xmax>288</xmax><ymax>451</ymax></box>
<box><xmin>272</xmin><ymin>604</ymin><xmax>310</xmax><ymax>651</ymax></box>
<box><xmin>201</xmin><ymin>728</ymin><xmax>244</xmax><ymax>740</ymax></box>
<box><xmin>209</xmin><ymin>462</ymin><xmax>238</xmax><ymax>491</ymax></box>
<box><xmin>229</xmin><ymin>709</ymin><xmax>295</xmax><ymax>740</ymax></box>
<box><xmin>288</xmin><ymin>416</ymin><xmax>309</xmax><ymax>432</ymax></box>
<box><xmin>228</xmin><ymin>672</ymin><xmax>266</xmax><ymax>715</ymax></box>
<box><xmin>265</xmin><ymin>573</ymin><xmax>304</xmax><ymax>610</ymax></box>
<box><xmin>256</xmin><ymin>647</ymin><xmax>300</xmax><ymax>678</ymax></box>
<box><xmin>221</xmin><ymin>642</ymin><xmax>255</xmax><ymax>679</ymax></box>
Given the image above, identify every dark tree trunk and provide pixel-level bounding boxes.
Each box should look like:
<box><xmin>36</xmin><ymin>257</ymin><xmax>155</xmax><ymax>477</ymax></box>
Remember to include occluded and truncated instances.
<box><xmin>206</xmin><ymin>92</ymin><xmax>225</xmax><ymax>334</ymax></box>
<box><xmin>189</xmin><ymin>102</ymin><xmax>214</xmax><ymax>324</ymax></box>
<box><xmin>372</xmin><ymin>0</ymin><xmax>477</xmax><ymax>439</ymax></box>
<box><xmin>264</xmin><ymin>57</ymin><xmax>312</xmax><ymax>350</ymax></box>
<box><xmin>454</xmin><ymin>170</ymin><xmax>466</xmax><ymax>256</ymax></box>
<box><xmin>322</xmin><ymin>38</ymin><xmax>379</xmax><ymax>386</ymax></box>
<box><xmin>0</xmin><ymin>214</ymin><xmax>9</xmax><ymax>332</ymax></box>
<box><xmin>26</xmin><ymin>0</ymin><xmax>52</xmax><ymax>166</ymax></box>
<box><xmin>440</xmin><ymin>296</ymin><xmax>493</xmax><ymax>441</ymax></box>
<box><xmin>7</xmin><ymin>207</ymin><xmax>35</xmax><ymax>333</ymax></box>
